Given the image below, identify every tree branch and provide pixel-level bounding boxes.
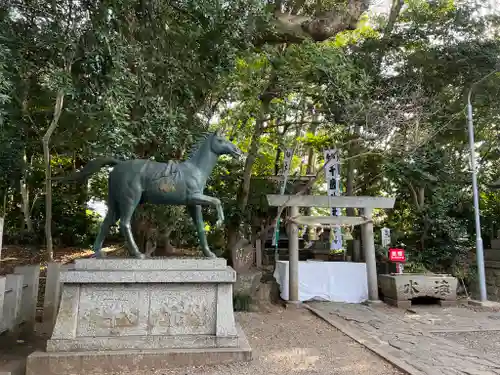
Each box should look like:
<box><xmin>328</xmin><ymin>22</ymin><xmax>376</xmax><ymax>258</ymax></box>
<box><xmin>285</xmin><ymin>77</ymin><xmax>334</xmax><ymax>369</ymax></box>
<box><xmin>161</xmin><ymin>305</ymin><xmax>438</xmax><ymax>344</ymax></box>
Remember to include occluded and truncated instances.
<box><xmin>384</xmin><ymin>0</ymin><xmax>404</xmax><ymax>37</ymax></box>
<box><xmin>259</xmin><ymin>0</ymin><xmax>370</xmax><ymax>44</ymax></box>
<box><xmin>408</xmin><ymin>182</ymin><xmax>419</xmax><ymax>208</ymax></box>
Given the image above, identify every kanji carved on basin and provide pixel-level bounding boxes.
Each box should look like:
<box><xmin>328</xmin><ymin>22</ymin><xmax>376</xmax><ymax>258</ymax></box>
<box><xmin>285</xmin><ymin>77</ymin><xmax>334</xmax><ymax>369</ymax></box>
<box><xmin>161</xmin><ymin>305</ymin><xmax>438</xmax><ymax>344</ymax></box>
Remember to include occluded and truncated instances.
<box><xmin>378</xmin><ymin>274</ymin><xmax>458</xmax><ymax>308</ymax></box>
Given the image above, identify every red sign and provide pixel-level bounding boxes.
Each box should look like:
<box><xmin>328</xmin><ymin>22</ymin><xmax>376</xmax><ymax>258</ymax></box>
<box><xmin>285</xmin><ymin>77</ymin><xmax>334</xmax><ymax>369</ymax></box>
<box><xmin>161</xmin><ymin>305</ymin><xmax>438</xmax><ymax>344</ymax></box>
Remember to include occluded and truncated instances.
<box><xmin>389</xmin><ymin>248</ymin><xmax>406</xmax><ymax>262</ymax></box>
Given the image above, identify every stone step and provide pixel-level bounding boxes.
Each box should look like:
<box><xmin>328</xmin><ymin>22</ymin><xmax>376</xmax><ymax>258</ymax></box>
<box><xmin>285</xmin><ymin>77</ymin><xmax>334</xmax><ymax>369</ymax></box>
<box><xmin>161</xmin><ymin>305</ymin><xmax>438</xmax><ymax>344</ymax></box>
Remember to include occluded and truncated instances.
<box><xmin>484</xmin><ymin>248</ymin><xmax>500</xmax><ymax>261</ymax></box>
<box><xmin>491</xmin><ymin>239</ymin><xmax>500</xmax><ymax>250</ymax></box>
<box><xmin>471</xmin><ymin>248</ymin><xmax>500</xmax><ymax>262</ymax></box>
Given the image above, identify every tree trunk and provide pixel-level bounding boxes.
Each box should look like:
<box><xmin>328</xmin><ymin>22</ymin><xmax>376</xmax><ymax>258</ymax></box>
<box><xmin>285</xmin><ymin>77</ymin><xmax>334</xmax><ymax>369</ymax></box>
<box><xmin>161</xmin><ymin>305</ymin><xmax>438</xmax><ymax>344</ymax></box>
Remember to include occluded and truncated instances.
<box><xmin>346</xmin><ymin>126</ymin><xmax>360</xmax><ymax>217</ymax></box>
<box><xmin>42</xmin><ymin>89</ymin><xmax>65</xmax><ymax>262</ymax></box>
<box><xmin>303</xmin><ymin>121</ymin><xmax>318</xmax><ymax>217</ymax></box>
<box><xmin>273</xmin><ymin>120</ymin><xmax>291</xmax><ymax>175</ymax></box>
<box><xmin>305</xmin><ymin>144</ymin><xmax>316</xmax><ymax>175</ymax></box>
<box><xmin>238</xmin><ymin>112</ymin><xmax>267</xmax><ymax>212</ymax></box>
<box><xmin>227</xmin><ymin>98</ymin><xmax>271</xmax><ymax>252</ymax></box>
<box><xmin>274</xmin><ymin>148</ymin><xmax>282</xmax><ymax>176</ymax></box>
<box><xmin>19</xmin><ymin>79</ymin><xmax>34</xmax><ymax>235</ymax></box>
<box><xmin>346</xmin><ymin>158</ymin><xmax>355</xmax><ymax>211</ymax></box>
<box><xmin>0</xmin><ymin>216</ymin><xmax>3</xmax><ymax>262</ymax></box>
<box><xmin>418</xmin><ymin>186</ymin><xmax>427</xmax><ymax>251</ymax></box>
<box><xmin>20</xmin><ymin>149</ymin><xmax>34</xmax><ymax>234</ymax></box>
<box><xmin>152</xmin><ymin>227</ymin><xmax>175</xmax><ymax>257</ymax></box>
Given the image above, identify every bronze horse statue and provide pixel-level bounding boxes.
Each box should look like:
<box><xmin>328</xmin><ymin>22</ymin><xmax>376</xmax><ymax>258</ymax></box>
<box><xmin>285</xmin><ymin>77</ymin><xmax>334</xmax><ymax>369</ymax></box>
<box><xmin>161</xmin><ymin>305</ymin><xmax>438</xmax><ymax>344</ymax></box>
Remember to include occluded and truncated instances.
<box><xmin>57</xmin><ymin>130</ymin><xmax>242</xmax><ymax>259</ymax></box>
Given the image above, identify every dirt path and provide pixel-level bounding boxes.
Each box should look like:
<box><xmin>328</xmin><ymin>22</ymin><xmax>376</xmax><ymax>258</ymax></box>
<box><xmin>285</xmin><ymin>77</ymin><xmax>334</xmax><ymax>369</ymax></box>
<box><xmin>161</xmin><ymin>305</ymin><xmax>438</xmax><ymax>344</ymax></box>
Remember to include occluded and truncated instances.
<box><xmin>161</xmin><ymin>307</ymin><xmax>403</xmax><ymax>375</ymax></box>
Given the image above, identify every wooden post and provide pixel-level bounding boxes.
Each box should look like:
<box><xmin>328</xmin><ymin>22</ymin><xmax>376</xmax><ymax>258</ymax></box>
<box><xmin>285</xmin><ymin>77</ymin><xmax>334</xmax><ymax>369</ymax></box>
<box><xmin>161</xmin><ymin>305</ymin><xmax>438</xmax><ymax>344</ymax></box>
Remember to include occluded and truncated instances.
<box><xmin>288</xmin><ymin>206</ymin><xmax>299</xmax><ymax>302</ymax></box>
<box><xmin>361</xmin><ymin>208</ymin><xmax>379</xmax><ymax>301</ymax></box>
<box><xmin>255</xmin><ymin>239</ymin><xmax>262</xmax><ymax>268</ymax></box>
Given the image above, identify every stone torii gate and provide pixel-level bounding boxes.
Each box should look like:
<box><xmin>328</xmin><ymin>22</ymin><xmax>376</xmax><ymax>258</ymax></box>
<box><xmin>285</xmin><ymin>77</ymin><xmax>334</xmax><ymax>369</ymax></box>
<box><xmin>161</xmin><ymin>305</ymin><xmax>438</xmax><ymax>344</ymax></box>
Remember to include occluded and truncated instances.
<box><xmin>266</xmin><ymin>195</ymin><xmax>396</xmax><ymax>303</ymax></box>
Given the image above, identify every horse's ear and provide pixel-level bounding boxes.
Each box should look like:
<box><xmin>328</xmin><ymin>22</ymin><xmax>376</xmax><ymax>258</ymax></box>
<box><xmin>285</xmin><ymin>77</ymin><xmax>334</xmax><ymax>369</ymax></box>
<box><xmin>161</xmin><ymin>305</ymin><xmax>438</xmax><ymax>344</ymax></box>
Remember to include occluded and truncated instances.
<box><xmin>214</xmin><ymin>128</ymin><xmax>223</xmax><ymax>136</ymax></box>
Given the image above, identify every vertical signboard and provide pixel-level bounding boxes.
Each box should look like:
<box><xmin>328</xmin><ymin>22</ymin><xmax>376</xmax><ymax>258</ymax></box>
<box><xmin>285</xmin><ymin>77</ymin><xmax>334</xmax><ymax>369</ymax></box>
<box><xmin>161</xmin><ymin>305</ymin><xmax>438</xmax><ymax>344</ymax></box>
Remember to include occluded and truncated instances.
<box><xmin>381</xmin><ymin>227</ymin><xmax>391</xmax><ymax>248</ymax></box>
<box><xmin>324</xmin><ymin>149</ymin><xmax>342</xmax><ymax>250</ymax></box>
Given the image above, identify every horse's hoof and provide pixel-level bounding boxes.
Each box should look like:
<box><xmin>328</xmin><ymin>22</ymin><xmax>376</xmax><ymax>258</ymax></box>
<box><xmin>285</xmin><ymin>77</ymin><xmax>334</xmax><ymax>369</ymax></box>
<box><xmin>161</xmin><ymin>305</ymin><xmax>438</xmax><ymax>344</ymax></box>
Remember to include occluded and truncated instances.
<box><xmin>135</xmin><ymin>253</ymin><xmax>146</xmax><ymax>260</ymax></box>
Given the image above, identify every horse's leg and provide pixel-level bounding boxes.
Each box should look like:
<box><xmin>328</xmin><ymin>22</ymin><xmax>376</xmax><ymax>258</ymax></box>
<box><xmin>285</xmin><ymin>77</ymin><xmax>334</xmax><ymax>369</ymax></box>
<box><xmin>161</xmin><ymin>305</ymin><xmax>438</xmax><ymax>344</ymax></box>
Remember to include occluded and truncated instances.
<box><xmin>118</xmin><ymin>196</ymin><xmax>145</xmax><ymax>259</ymax></box>
<box><xmin>92</xmin><ymin>208</ymin><xmax>117</xmax><ymax>258</ymax></box>
<box><xmin>187</xmin><ymin>205</ymin><xmax>216</xmax><ymax>258</ymax></box>
<box><xmin>187</xmin><ymin>193</ymin><xmax>224</xmax><ymax>228</ymax></box>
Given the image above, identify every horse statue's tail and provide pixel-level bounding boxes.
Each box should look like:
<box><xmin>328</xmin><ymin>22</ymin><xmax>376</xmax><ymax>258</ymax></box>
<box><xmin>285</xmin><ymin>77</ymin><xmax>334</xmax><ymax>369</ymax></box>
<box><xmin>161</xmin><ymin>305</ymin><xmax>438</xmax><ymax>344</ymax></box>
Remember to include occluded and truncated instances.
<box><xmin>53</xmin><ymin>157</ymin><xmax>121</xmax><ymax>183</ymax></box>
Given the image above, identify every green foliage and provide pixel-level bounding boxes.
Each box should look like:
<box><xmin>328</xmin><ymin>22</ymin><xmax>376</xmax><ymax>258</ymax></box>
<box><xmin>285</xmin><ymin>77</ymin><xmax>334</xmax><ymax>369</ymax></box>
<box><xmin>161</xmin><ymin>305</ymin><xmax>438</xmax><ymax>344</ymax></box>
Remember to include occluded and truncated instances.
<box><xmin>403</xmin><ymin>262</ymin><xmax>429</xmax><ymax>274</ymax></box>
<box><xmin>0</xmin><ymin>0</ymin><xmax>498</xmax><ymax>279</ymax></box>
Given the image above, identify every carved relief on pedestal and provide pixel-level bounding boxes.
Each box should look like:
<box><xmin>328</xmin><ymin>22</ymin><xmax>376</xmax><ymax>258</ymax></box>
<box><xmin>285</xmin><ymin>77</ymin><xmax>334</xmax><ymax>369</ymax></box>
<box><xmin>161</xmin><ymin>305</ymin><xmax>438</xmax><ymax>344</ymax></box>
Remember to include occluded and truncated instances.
<box><xmin>157</xmin><ymin>298</ymin><xmax>208</xmax><ymax>329</ymax></box>
<box><xmin>77</xmin><ymin>287</ymin><xmax>149</xmax><ymax>337</ymax></box>
<box><xmin>149</xmin><ymin>284</ymin><xmax>217</xmax><ymax>335</ymax></box>
<box><xmin>95</xmin><ymin>303</ymin><xmax>138</xmax><ymax>328</ymax></box>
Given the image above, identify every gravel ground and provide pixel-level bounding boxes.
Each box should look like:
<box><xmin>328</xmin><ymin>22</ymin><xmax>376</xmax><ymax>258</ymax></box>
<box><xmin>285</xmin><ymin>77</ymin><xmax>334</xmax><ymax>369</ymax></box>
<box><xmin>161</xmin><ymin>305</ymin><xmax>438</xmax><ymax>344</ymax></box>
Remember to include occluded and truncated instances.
<box><xmin>159</xmin><ymin>307</ymin><xmax>403</xmax><ymax>375</ymax></box>
<box><xmin>434</xmin><ymin>331</ymin><xmax>500</xmax><ymax>357</ymax></box>
<box><xmin>0</xmin><ymin>307</ymin><xmax>403</xmax><ymax>375</ymax></box>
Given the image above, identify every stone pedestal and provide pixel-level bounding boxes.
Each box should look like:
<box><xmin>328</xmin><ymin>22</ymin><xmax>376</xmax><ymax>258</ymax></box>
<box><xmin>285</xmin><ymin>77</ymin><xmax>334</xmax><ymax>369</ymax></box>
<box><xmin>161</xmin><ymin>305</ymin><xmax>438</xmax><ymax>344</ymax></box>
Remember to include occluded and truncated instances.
<box><xmin>379</xmin><ymin>273</ymin><xmax>458</xmax><ymax>309</ymax></box>
<box><xmin>26</xmin><ymin>258</ymin><xmax>251</xmax><ymax>375</ymax></box>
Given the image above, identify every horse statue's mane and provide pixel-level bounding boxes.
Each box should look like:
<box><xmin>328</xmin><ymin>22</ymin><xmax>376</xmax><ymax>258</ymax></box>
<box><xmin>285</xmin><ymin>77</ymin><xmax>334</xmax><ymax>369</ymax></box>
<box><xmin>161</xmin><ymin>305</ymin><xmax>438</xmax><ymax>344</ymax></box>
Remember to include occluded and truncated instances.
<box><xmin>186</xmin><ymin>131</ymin><xmax>214</xmax><ymax>160</ymax></box>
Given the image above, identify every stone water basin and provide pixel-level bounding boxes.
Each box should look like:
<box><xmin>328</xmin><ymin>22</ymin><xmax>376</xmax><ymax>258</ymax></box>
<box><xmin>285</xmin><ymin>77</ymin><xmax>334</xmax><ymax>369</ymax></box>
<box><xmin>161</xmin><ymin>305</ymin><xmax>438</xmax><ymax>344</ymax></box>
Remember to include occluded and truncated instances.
<box><xmin>379</xmin><ymin>273</ymin><xmax>458</xmax><ymax>308</ymax></box>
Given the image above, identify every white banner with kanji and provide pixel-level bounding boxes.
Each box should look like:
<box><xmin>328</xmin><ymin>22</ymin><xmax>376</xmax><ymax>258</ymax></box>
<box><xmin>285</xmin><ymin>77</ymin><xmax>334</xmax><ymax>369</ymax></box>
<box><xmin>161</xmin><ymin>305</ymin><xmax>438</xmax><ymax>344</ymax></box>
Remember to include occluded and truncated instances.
<box><xmin>324</xmin><ymin>149</ymin><xmax>342</xmax><ymax>250</ymax></box>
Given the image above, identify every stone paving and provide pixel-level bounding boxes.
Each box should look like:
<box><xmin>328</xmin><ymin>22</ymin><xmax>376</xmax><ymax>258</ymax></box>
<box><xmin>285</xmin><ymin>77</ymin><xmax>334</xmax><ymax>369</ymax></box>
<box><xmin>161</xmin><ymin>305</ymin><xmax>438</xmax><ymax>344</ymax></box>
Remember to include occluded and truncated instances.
<box><xmin>307</xmin><ymin>301</ymin><xmax>500</xmax><ymax>375</ymax></box>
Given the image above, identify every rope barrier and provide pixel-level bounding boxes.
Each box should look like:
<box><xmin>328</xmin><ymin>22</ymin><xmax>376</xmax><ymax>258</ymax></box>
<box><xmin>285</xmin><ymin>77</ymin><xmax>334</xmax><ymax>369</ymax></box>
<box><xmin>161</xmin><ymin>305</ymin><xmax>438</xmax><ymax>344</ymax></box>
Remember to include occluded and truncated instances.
<box><xmin>284</xmin><ymin>215</ymin><xmax>373</xmax><ymax>226</ymax></box>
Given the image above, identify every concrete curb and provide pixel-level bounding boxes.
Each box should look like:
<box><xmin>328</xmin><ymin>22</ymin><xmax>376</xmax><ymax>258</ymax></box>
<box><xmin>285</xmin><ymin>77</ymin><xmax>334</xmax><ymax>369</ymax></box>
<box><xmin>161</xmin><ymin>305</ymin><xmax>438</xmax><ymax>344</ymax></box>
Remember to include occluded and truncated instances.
<box><xmin>468</xmin><ymin>299</ymin><xmax>500</xmax><ymax>308</ymax></box>
<box><xmin>303</xmin><ymin>304</ymin><xmax>424</xmax><ymax>375</ymax></box>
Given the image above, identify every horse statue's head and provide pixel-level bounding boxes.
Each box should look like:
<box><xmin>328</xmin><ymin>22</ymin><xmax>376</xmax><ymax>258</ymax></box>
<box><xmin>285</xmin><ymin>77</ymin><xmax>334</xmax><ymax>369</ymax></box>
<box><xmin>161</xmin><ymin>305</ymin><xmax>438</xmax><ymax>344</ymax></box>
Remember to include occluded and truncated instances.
<box><xmin>210</xmin><ymin>129</ymin><xmax>243</xmax><ymax>159</ymax></box>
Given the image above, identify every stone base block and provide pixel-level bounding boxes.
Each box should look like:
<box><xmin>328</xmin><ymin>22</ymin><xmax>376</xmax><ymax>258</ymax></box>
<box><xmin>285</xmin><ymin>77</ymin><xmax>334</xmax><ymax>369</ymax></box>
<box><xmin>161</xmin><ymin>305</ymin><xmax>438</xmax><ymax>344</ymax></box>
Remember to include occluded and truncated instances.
<box><xmin>38</xmin><ymin>258</ymin><xmax>251</xmax><ymax>373</ymax></box>
<box><xmin>383</xmin><ymin>297</ymin><xmax>411</xmax><ymax>309</ymax></box>
<box><xmin>48</xmin><ymin>258</ymin><xmax>242</xmax><ymax>353</ymax></box>
<box><xmin>285</xmin><ymin>301</ymin><xmax>303</xmax><ymax>310</ymax></box>
<box><xmin>384</xmin><ymin>297</ymin><xmax>457</xmax><ymax>309</ymax></box>
<box><xmin>27</xmin><ymin>327</ymin><xmax>252</xmax><ymax>375</ymax></box>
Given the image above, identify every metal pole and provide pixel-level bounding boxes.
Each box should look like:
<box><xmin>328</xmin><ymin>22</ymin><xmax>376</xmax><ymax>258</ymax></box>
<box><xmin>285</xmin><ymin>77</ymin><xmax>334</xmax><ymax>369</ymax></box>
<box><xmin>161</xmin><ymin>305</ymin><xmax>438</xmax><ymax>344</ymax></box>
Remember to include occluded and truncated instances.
<box><xmin>467</xmin><ymin>89</ymin><xmax>487</xmax><ymax>301</ymax></box>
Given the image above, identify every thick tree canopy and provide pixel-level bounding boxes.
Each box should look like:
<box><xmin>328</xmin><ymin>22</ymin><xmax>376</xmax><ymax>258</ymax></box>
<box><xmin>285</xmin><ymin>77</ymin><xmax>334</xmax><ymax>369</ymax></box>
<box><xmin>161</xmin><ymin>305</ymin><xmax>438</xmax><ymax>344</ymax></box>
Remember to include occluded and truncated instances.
<box><xmin>0</xmin><ymin>0</ymin><xmax>499</xmax><ymax>285</ymax></box>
